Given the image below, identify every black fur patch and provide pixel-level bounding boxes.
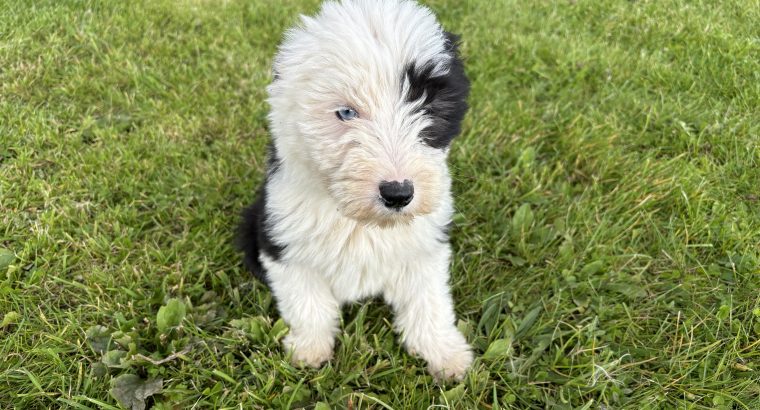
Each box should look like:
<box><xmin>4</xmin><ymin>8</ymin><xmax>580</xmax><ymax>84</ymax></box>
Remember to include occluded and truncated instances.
<box><xmin>404</xmin><ymin>31</ymin><xmax>470</xmax><ymax>149</ymax></box>
<box><xmin>236</xmin><ymin>150</ymin><xmax>284</xmax><ymax>285</ymax></box>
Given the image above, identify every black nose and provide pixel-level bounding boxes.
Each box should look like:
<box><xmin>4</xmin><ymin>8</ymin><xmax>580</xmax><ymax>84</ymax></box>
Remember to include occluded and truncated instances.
<box><xmin>379</xmin><ymin>180</ymin><xmax>414</xmax><ymax>209</ymax></box>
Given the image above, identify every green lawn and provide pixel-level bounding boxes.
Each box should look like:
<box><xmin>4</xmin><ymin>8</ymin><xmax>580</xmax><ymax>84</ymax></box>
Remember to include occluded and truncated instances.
<box><xmin>1</xmin><ymin>0</ymin><xmax>759</xmax><ymax>408</ymax></box>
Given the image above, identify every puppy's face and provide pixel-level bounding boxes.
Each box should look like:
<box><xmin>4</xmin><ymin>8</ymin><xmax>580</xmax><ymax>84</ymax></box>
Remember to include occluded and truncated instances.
<box><xmin>268</xmin><ymin>0</ymin><xmax>469</xmax><ymax>226</ymax></box>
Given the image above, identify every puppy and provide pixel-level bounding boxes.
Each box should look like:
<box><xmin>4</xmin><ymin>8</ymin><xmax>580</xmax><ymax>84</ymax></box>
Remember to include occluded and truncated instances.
<box><xmin>238</xmin><ymin>0</ymin><xmax>472</xmax><ymax>380</ymax></box>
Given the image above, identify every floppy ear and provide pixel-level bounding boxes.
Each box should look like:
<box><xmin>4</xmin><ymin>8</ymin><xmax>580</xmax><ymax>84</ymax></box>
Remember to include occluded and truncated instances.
<box><xmin>405</xmin><ymin>31</ymin><xmax>470</xmax><ymax>149</ymax></box>
<box><xmin>443</xmin><ymin>31</ymin><xmax>462</xmax><ymax>56</ymax></box>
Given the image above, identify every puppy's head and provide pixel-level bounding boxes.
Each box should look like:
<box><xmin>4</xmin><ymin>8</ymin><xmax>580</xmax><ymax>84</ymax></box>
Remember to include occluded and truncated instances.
<box><xmin>268</xmin><ymin>0</ymin><xmax>469</xmax><ymax>227</ymax></box>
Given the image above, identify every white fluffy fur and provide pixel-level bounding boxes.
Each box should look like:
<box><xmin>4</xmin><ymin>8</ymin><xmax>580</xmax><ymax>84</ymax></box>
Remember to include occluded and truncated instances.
<box><xmin>260</xmin><ymin>0</ymin><xmax>472</xmax><ymax>380</ymax></box>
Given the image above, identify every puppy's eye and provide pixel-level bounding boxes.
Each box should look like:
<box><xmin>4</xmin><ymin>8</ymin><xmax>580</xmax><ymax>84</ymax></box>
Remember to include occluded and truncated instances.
<box><xmin>336</xmin><ymin>107</ymin><xmax>358</xmax><ymax>121</ymax></box>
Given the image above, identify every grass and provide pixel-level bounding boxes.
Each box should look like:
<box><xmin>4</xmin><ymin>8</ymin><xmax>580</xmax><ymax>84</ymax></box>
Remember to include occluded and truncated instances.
<box><xmin>1</xmin><ymin>0</ymin><xmax>758</xmax><ymax>408</ymax></box>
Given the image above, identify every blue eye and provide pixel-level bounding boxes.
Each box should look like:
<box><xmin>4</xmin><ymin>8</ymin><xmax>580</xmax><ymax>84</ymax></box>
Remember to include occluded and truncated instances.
<box><xmin>336</xmin><ymin>107</ymin><xmax>358</xmax><ymax>121</ymax></box>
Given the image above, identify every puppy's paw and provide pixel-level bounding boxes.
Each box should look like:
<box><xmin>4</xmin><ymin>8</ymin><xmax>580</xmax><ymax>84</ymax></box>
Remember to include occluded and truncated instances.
<box><xmin>283</xmin><ymin>332</ymin><xmax>333</xmax><ymax>368</ymax></box>
<box><xmin>427</xmin><ymin>344</ymin><xmax>473</xmax><ymax>382</ymax></box>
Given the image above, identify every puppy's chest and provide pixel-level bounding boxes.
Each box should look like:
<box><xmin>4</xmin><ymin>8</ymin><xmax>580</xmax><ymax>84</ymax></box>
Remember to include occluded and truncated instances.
<box><xmin>287</xmin><ymin>216</ymin><xmax>434</xmax><ymax>301</ymax></box>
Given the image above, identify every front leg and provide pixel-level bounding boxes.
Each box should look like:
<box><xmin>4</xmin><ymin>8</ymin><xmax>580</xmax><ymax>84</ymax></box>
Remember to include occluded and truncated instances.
<box><xmin>384</xmin><ymin>249</ymin><xmax>473</xmax><ymax>381</ymax></box>
<box><xmin>262</xmin><ymin>256</ymin><xmax>340</xmax><ymax>367</ymax></box>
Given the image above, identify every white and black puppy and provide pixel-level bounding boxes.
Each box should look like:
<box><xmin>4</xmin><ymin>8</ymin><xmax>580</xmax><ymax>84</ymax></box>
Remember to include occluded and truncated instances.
<box><xmin>238</xmin><ymin>0</ymin><xmax>472</xmax><ymax>380</ymax></box>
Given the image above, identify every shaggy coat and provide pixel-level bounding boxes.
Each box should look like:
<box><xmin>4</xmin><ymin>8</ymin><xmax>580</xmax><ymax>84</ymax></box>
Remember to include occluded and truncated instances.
<box><xmin>238</xmin><ymin>0</ymin><xmax>472</xmax><ymax>380</ymax></box>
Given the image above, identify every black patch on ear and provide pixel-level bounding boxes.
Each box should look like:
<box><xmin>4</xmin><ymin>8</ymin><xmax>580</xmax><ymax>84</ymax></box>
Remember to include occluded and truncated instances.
<box><xmin>404</xmin><ymin>31</ymin><xmax>470</xmax><ymax>149</ymax></box>
<box><xmin>236</xmin><ymin>152</ymin><xmax>285</xmax><ymax>285</ymax></box>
